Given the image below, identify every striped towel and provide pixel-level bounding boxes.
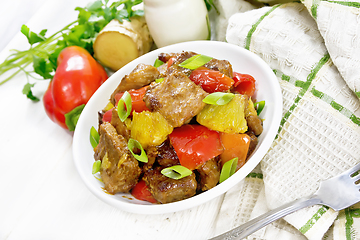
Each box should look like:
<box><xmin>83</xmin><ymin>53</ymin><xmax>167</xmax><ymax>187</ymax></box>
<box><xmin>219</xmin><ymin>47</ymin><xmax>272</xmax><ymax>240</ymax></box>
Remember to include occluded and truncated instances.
<box><xmin>211</xmin><ymin>0</ymin><xmax>360</xmax><ymax>239</ymax></box>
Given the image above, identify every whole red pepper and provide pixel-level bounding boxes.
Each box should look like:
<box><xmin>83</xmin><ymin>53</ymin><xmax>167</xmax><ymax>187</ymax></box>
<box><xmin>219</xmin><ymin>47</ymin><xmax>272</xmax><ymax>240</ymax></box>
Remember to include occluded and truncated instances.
<box><xmin>43</xmin><ymin>46</ymin><xmax>108</xmax><ymax>130</ymax></box>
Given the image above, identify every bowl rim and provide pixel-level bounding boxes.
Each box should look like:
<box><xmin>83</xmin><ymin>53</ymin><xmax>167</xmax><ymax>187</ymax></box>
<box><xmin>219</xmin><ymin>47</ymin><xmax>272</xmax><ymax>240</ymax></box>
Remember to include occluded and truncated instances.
<box><xmin>73</xmin><ymin>40</ymin><xmax>283</xmax><ymax>215</ymax></box>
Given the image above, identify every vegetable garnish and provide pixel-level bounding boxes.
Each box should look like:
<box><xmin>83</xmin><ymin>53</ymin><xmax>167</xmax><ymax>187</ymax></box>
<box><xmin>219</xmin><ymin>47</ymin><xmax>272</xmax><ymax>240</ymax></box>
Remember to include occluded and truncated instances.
<box><xmin>117</xmin><ymin>91</ymin><xmax>132</xmax><ymax>122</ymax></box>
<box><xmin>155</xmin><ymin>78</ymin><xmax>164</xmax><ymax>83</ymax></box>
<box><xmin>161</xmin><ymin>165</ymin><xmax>192</xmax><ymax>180</ymax></box>
<box><xmin>254</xmin><ymin>100</ymin><xmax>265</xmax><ymax>115</ymax></box>
<box><xmin>92</xmin><ymin>160</ymin><xmax>101</xmax><ymax>174</ymax></box>
<box><xmin>203</xmin><ymin>92</ymin><xmax>235</xmax><ymax>105</ymax></box>
<box><xmin>90</xmin><ymin>126</ymin><xmax>100</xmax><ymax>149</ymax></box>
<box><xmin>219</xmin><ymin>157</ymin><xmax>238</xmax><ymax>183</ymax></box>
<box><xmin>0</xmin><ymin>0</ymin><xmax>144</xmax><ymax>101</ymax></box>
<box><xmin>178</xmin><ymin>54</ymin><xmax>213</xmax><ymax>70</ymax></box>
<box><xmin>128</xmin><ymin>138</ymin><xmax>148</xmax><ymax>163</ymax></box>
<box><xmin>154</xmin><ymin>58</ymin><xmax>165</xmax><ymax>68</ymax></box>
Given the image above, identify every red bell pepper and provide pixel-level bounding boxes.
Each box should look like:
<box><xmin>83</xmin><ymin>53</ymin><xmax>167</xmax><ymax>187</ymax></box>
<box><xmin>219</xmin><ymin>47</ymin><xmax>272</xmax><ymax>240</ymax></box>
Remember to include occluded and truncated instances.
<box><xmin>102</xmin><ymin>108</ymin><xmax>113</xmax><ymax>123</ymax></box>
<box><xmin>114</xmin><ymin>86</ymin><xmax>150</xmax><ymax>113</ymax></box>
<box><xmin>232</xmin><ymin>72</ymin><xmax>256</xmax><ymax>97</ymax></box>
<box><xmin>169</xmin><ymin>124</ymin><xmax>224</xmax><ymax>170</ymax></box>
<box><xmin>131</xmin><ymin>179</ymin><xmax>157</xmax><ymax>203</ymax></box>
<box><xmin>189</xmin><ymin>67</ymin><xmax>234</xmax><ymax>93</ymax></box>
<box><xmin>43</xmin><ymin>46</ymin><xmax>108</xmax><ymax>130</ymax></box>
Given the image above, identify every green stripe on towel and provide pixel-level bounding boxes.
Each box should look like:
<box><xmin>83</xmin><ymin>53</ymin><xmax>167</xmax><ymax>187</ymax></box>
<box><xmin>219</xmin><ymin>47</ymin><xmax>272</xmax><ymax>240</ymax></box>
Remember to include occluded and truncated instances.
<box><xmin>246</xmin><ymin>172</ymin><xmax>264</xmax><ymax>179</ymax></box>
<box><xmin>327</xmin><ymin>1</ymin><xmax>360</xmax><ymax>8</ymax></box>
<box><xmin>299</xmin><ymin>206</ymin><xmax>330</xmax><ymax>234</ymax></box>
<box><xmin>276</xmin><ymin>53</ymin><xmax>331</xmax><ymax>135</ymax></box>
<box><xmin>245</xmin><ymin>4</ymin><xmax>282</xmax><ymax>50</ymax></box>
<box><xmin>311</xmin><ymin>88</ymin><xmax>360</xmax><ymax>126</ymax></box>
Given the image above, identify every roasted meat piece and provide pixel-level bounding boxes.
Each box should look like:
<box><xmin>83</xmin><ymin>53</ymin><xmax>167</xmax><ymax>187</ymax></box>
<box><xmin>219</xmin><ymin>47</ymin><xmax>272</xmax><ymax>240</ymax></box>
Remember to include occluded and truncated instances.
<box><xmin>156</xmin><ymin>139</ymin><xmax>180</xmax><ymax>167</ymax></box>
<box><xmin>144</xmin><ymin>71</ymin><xmax>208</xmax><ymax>127</ymax></box>
<box><xmin>158</xmin><ymin>51</ymin><xmax>197</xmax><ymax>65</ymax></box>
<box><xmin>110</xmin><ymin>63</ymin><xmax>160</xmax><ymax>105</ymax></box>
<box><xmin>110</xmin><ymin>107</ymin><xmax>131</xmax><ymax>140</ymax></box>
<box><xmin>143</xmin><ymin>167</ymin><xmax>197</xmax><ymax>203</ymax></box>
<box><xmin>94</xmin><ymin>122</ymin><xmax>141</xmax><ymax>194</ymax></box>
<box><xmin>196</xmin><ymin>158</ymin><xmax>220</xmax><ymax>191</ymax></box>
<box><xmin>246</xmin><ymin>131</ymin><xmax>258</xmax><ymax>159</ymax></box>
<box><xmin>204</xmin><ymin>58</ymin><xmax>233</xmax><ymax>78</ymax></box>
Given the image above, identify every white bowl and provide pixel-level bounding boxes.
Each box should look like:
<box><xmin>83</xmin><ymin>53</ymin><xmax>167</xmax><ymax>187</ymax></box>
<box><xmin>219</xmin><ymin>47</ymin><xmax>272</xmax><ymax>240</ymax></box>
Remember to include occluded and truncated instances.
<box><xmin>73</xmin><ymin>40</ymin><xmax>283</xmax><ymax>214</ymax></box>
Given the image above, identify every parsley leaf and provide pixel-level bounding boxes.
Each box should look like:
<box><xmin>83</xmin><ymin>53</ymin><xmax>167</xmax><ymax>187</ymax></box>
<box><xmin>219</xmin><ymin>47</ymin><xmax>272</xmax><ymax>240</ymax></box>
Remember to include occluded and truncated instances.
<box><xmin>0</xmin><ymin>0</ymin><xmax>145</xmax><ymax>101</ymax></box>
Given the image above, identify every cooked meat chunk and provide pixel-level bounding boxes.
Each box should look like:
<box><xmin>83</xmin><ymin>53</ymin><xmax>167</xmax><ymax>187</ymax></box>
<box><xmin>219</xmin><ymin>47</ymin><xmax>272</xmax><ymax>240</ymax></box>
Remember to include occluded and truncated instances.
<box><xmin>110</xmin><ymin>107</ymin><xmax>131</xmax><ymax>140</ymax></box>
<box><xmin>204</xmin><ymin>58</ymin><xmax>233</xmax><ymax>78</ymax></box>
<box><xmin>159</xmin><ymin>51</ymin><xmax>198</xmax><ymax>76</ymax></box>
<box><xmin>246</xmin><ymin>131</ymin><xmax>258</xmax><ymax>159</ymax></box>
<box><xmin>156</xmin><ymin>139</ymin><xmax>180</xmax><ymax>167</ymax></box>
<box><xmin>143</xmin><ymin>146</ymin><xmax>158</xmax><ymax>171</ymax></box>
<box><xmin>144</xmin><ymin>167</ymin><xmax>197</xmax><ymax>203</ymax></box>
<box><xmin>244</xmin><ymin>97</ymin><xmax>263</xmax><ymax>136</ymax></box>
<box><xmin>144</xmin><ymin>71</ymin><xmax>208</xmax><ymax>127</ymax></box>
<box><xmin>110</xmin><ymin>63</ymin><xmax>160</xmax><ymax>105</ymax></box>
<box><xmin>246</xmin><ymin>115</ymin><xmax>263</xmax><ymax>136</ymax></box>
<box><xmin>196</xmin><ymin>158</ymin><xmax>220</xmax><ymax>191</ymax></box>
<box><xmin>158</xmin><ymin>51</ymin><xmax>197</xmax><ymax>64</ymax></box>
<box><xmin>94</xmin><ymin>122</ymin><xmax>141</xmax><ymax>194</ymax></box>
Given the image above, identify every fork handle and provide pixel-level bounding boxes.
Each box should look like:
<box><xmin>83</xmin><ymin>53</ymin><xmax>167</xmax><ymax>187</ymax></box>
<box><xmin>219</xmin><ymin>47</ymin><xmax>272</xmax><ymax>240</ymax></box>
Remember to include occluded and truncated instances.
<box><xmin>210</xmin><ymin>195</ymin><xmax>322</xmax><ymax>240</ymax></box>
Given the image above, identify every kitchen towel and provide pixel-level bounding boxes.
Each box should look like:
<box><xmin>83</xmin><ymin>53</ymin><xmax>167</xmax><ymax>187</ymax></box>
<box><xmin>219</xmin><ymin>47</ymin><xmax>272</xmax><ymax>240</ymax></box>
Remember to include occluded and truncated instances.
<box><xmin>211</xmin><ymin>0</ymin><xmax>360</xmax><ymax>239</ymax></box>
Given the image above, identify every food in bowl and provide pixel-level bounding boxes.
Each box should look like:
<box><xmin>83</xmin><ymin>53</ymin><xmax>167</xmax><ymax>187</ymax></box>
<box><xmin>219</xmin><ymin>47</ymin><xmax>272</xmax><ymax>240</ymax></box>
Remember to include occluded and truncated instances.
<box><xmin>90</xmin><ymin>50</ymin><xmax>265</xmax><ymax>204</ymax></box>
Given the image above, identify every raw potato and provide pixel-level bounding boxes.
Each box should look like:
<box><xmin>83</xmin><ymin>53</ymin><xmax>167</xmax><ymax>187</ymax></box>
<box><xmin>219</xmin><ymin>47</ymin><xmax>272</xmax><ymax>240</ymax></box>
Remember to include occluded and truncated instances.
<box><xmin>93</xmin><ymin>17</ymin><xmax>153</xmax><ymax>71</ymax></box>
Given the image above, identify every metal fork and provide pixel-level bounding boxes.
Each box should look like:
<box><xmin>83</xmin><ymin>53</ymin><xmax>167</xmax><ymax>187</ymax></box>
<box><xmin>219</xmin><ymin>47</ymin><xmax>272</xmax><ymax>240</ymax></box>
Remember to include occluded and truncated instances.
<box><xmin>210</xmin><ymin>162</ymin><xmax>360</xmax><ymax>240</ymax></box>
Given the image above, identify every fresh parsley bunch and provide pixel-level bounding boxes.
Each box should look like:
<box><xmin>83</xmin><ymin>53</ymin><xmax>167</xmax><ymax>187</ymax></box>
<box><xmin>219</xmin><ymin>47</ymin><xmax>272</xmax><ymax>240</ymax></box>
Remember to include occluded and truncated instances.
<box><xmin>0</xmin><ymin>0</ymin><xmax>144</xmax><ymax>101</ymax></box>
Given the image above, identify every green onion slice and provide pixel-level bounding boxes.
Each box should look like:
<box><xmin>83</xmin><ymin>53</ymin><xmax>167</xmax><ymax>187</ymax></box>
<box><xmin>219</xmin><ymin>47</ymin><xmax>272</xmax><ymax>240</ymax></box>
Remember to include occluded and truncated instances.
<box><xmin>117</xmin><ymin>91</ymin><xmax>132</xmax><ymax>122</ymax></box>
<box><xmin>128</xmin><ymin>138</ymin><xmax>148</xmax><ymax>163</ymax></box>
<box><xmin>154</xmin><ymin>58</ymin><xmax>164</xmax><ymax>68</ymax></box>
<box><xmin>254</xmin><ymin>100</ymin><xmax>265</xmax><ymax>115</ymax></box>
<box><xmin>219</xmin><ymin>157</ymin><xmax>238</xmax><ymax>183</ymax></box>
<box><xmin>178</xmin><ymin>54</ymin><xmax>213</xmax><ymax>70</ymax></box>
<box><xmin>155</xmin><ymin>78</ymin><xmax>164</xmax><ymax>83</ymax></box>
<box><xmin>203</xmin><ymin>92</ymin><xmax>235</xmax><ymax>105</ymax></box>
<box><xmin>92</xmin><ymin>160</ymin><xmax>101</xmax><ymax>174</ymax></box>
<box><xmin>90</xmin><ymin>126</ymin><xmax>100</xmax><ymax>149</ymax></box>
<box><xmin>161</xmin><ymin>165</ymin><xmax>192</xmax><ymax>180</ymax></box>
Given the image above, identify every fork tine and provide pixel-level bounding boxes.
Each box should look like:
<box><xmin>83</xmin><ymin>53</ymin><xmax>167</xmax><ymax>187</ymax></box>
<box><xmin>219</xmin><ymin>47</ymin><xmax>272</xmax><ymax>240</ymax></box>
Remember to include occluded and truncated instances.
<box><xmin>344</xmin><ymin>162</ymin><xmax>360</xmax><ymax>177</ymax></box>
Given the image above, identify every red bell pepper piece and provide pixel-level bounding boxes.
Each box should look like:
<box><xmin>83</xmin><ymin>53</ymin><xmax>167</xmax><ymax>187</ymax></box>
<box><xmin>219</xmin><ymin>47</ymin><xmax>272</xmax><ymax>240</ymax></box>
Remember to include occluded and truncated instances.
<box><xmin>232</xmin><ymin>72</ymin><xmax>256</xmax><ymax>97</ymax></box>
<box><xmin>169</xmin><ymin>124</ymin><xmax>224</xmax><ymax>170</ymax></box>
<box><xmin>102</xmin><ymin>108</ymin><xmax>113</xmax><ymax>123</ymax></box>
<box><xmin>114</xmin><ymin>86</ymin><xmax>150</xmax><ymax>113</ymax></box>
<box><xmin>43</xmin><ymin>46</ymin><xmax>108</xmax><ymax>130</ymax></box>
<box><xmin>131</xmin><ymin>180</ymin><xmax>157</xmax><ymax>203</ymax></box>
<box><xmin>189</xmin><ymin>67</ymin><xmax>234</xmax><ymax>93</ymax></box>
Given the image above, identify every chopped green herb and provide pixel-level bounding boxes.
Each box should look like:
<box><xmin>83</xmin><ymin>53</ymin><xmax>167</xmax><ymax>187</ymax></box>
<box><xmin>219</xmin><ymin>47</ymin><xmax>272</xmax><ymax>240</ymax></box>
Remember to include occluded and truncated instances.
<box><xmin>161</xmin><ymin>165</ymin><xmax>192</xmax><ymax>180</ymax></box>
<box><xmin>0</xmin><ymin>0</ymin><xmax>144</xmax><ymax>101</ymax></box>
<box><xmin>203</xmin><ymin>92</ymin><xmax>235</xmax><ymax>105</ymax></box>
<box><xmin>128</xmin><ymin>138</ymin><xmax>148</xmax><ymax>163</ymax></box>
<box><xmin>117</xmin><ymin>91</ymin><xmax>132</xmax><ymax>122</ymax></box>
<box><xmin>90</xmin><ymin>126</ymin><xmax>100</xmax><ymax>149</ymax></box>
<box><xmin>154</xmin><ymin>58</ymin><xmax>164</xmax><ymax>68</ymax></box>
<box><xmin>254</xmin><ymin>100</ymin><xmax>265</xmax><ymax>115</ymax></box>
<box><xmin>155</xmin><ymin>78</ymin><xmax>164</xmax><ymax>83</ymax></box>
<box><xmin>92</xmin><ymin>160</ymin><xmax>101</xmax><ymax>174</ymax></box>
<box><xmin>219</xmin><ymin>157</ymin><xmax>238</xmax><ymax>183</ymax></box>
<box><xmin>178</xmin><ymin>54</ymin><xmax>213</xmax><ymax>70</ymax></box>
<box><xmin>22</xmin><ymin>83</ymin><xmax>40</xmax><ymax>102</ymax></box>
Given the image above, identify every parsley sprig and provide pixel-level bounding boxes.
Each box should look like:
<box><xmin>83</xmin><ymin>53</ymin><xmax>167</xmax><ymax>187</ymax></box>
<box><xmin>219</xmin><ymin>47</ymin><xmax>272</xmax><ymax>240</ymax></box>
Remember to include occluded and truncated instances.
<box><xmin>0</xmin><ymin>0</ymin><xmax>144</xmax><ymax>101</ymax></box>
